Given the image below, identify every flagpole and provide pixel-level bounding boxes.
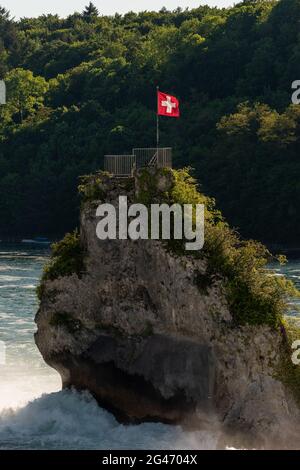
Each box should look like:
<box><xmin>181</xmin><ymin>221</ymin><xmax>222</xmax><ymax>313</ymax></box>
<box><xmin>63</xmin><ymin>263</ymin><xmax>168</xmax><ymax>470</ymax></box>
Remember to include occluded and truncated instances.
<box><xmin>156</xmin><ymin>86</ymin><xmax>159</xmax><ymax>154</ymax></box>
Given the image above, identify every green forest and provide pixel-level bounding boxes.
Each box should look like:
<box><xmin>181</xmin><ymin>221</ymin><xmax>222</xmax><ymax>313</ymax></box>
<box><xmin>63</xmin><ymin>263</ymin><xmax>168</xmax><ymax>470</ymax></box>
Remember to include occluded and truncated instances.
<box><xmin>0</xmin><ymin>0</ymin><xmax>299</xmax><ymax>245</ymax></box>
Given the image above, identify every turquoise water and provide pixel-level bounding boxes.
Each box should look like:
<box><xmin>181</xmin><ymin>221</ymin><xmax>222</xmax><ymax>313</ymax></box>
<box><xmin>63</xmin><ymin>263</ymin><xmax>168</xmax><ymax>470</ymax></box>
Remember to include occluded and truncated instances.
<box><xmin>0</xmin><ymin>245</ymin><xmax>299</xmax><ymax>450</ymax></box>
<box><xmin>269</xmin><ymin>261</ymin><xmax>300</xmax><ymax>319</ymax></box>
<box><xmin>0</xmin><ymin>245</ymin><xmax>60</xmax><ymax>409</ymax></box>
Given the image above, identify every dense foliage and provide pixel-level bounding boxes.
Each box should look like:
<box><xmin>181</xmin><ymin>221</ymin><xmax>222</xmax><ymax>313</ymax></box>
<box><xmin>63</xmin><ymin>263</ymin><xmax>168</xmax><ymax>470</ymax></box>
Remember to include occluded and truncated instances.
<box><xmin>136</xmin><ymin>167</ymin><xmax>299</xmax><ymax>327</ymax></box>
<box><xmin>41</xmin><ymin>230</ymin><xmax>85</xmax><ymax>282</ymax></box>
<box><xmin>0</xmin><ymin>1</ymin><xmax>299</xmax><ymax>244</ymax></box>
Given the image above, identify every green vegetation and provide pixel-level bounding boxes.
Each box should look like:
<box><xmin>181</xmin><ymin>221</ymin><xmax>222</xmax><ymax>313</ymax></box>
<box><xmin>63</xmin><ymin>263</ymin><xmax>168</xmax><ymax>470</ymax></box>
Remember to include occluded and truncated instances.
<box><xmin>0</xmin><ymin>1</ymin><xmax>299</xmax><ymax>244</ymax></box>
<box><xmin>41</xmin><ymin>230</ymin><xmax>85</xmax><ymax>282</ymax></box>
<box><xmin>4</xmin><ymin>68</ymin><xmax>49</xmax><ymax>123</ymax></box>
<box><xmin>135</xmin><ymin>167</ymin><xmax>174</xmax><ymax>205</ymax></box>
<box><xmin>78</xmin><ymin>172</ymin><xmax>109</xmax><ymax>203</ymax></box>
<box><xmin>36</xmin><ymin>284</ymin><xmax>58</xmax><ymax>302</ymax></box>
<box><xmin>136</xmin><ymin>167</ymin><xmax>300</xmax><ymax>327</ymax></box>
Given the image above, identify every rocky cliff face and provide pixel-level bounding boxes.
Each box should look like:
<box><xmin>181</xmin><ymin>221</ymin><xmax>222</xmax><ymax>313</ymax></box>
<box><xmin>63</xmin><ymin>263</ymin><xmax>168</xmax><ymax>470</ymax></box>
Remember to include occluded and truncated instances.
<box><xmin>35</xmin><ymin>170</ymin><xmax>300</xmax><ymax>449</ymax></box>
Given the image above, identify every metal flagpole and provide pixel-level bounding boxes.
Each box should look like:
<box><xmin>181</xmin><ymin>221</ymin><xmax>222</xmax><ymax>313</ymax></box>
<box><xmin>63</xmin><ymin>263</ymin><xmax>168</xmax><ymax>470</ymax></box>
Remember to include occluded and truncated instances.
<box><xmin>156</xmin><ymin>86</ymin><xmax>159</xmax><ymax>155</ymax></box>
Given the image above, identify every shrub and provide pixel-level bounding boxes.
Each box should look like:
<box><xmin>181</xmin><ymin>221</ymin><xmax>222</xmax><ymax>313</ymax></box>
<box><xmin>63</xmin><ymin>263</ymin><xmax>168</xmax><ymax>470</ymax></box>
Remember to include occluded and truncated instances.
<box><xmin>204</xmin><ymin>227</ymin><xmax>299</xmax><ymax>327</ymax></box>
<box><xmin>78</xmin><ymin>171</ymin><xmax>109</xmax><ymax>203</ymax></box>
<box><xmin>41</xmin><ymin>230</ymin><xmax>85</xmax><ymax>282</ymax></box>
<box><xmin>136</xmin><ymin>167</ymin><xmax>300</xmax><ymax>328</ymax></box>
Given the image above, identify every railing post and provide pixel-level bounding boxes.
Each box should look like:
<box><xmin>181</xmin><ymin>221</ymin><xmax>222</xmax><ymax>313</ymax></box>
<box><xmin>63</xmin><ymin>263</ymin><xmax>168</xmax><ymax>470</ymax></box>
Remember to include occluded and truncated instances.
<box><xmin>105</xmin><ymin>148</ymin><xmax>172</xmax><ymax>176</ymax></box>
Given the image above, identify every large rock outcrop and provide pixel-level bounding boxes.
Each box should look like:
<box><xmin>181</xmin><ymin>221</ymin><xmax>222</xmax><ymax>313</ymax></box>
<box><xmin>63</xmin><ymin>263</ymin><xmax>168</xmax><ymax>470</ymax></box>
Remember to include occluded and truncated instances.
<box><xmin>35</xmin><ymin>170</ymin><xmax>300</xmax><ymax>449</ymax></box>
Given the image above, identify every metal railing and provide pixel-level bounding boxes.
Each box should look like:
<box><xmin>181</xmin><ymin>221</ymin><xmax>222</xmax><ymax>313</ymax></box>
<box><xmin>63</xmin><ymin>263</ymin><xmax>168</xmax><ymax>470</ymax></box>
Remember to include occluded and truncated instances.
<box><xmin>133</xmin><ymin>148</ymin><xmax>172</xmax><ymax>169</ymax></box>
<box><xmin>104</xmin><ymin>155</ymin><xmax>136</xmax><ymax>177</ymax></box>
<box><xmin>104</xmin><ymin>148</ymin><xmax>172</xmax><ymax>177</ymax></box>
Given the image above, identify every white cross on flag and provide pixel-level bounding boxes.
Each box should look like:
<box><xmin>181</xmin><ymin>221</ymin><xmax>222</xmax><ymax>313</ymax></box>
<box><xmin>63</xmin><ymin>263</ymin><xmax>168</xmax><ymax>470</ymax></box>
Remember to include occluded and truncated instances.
<box><xmin>157</xmin><ymin>90</ymin><xmax>180</xmax><ymax>118</ymax></box>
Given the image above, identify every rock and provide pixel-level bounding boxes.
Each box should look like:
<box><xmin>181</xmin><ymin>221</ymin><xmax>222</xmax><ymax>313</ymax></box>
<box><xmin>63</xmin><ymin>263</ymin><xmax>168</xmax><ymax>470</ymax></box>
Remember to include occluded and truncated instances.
<box><xmin>35</xmin><ymin>169</ymin><xmax>300</xmax><ymax>448</ymax></box>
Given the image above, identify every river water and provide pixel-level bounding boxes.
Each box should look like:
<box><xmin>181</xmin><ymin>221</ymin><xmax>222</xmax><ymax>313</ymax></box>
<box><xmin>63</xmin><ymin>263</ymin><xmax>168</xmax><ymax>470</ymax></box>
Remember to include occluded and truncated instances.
<box><xmin>0</xmin><ymin>244</ymin><xmax>298</xmax><ymax>450</ymax></box>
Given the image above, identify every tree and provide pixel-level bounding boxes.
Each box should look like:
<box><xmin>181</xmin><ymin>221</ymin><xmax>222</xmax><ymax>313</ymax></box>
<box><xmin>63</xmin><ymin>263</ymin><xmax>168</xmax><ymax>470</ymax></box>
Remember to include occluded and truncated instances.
<box><xmin>0</xmin><ymin>0</ymin><xmax>300</xmax><ymax>245</ymax></box>
<box><xmin>0</xmin><ymin>6</ymin><xmax>10</xmax><ymax>21</ymax></box>
<box><xmin>83</xmin><ymin>2</ymin><xmax>99</xmax><ymax>19</ymax></box>
<box><xmin>4</xmin><ymin>68</ymin><xmax>49</xmax><ymax>123</ymax></box>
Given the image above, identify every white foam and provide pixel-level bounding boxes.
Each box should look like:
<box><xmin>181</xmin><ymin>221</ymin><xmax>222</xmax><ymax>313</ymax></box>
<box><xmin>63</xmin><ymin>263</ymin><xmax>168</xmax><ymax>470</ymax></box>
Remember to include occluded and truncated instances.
<box><xmin>2</xmin><ymin>246</ymin><xmax>299</xmax><ymax>451</ymax></box>
<box><xmin>0</xmin><ymin>389</ymin><xmax>218</xmax><ymax>450</ymax></box>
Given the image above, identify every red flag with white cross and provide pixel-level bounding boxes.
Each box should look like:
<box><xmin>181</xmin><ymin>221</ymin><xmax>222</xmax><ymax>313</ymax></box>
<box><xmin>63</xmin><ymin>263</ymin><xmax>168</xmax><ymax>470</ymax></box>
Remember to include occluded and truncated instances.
<box><xmin>157</xmin><ymin>90</ymin><xmax>180</xmax><ymax>118</ymax></box>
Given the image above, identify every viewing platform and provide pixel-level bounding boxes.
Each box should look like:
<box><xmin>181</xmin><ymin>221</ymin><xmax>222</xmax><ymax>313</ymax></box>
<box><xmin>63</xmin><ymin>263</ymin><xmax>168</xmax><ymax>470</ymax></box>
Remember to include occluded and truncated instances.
<box><xmin>104</xmin><ymin>147</ymin><xmax>172</xmax><ymax>177</ymax></box>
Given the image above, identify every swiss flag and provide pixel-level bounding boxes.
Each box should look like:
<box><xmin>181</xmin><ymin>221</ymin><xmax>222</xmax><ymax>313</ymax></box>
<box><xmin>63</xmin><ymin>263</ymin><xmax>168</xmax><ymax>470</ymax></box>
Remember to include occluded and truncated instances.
<box><xmin>157</xmin><ymin>91</ymin><xmax>180</xmax><ymax>118</ymax></box>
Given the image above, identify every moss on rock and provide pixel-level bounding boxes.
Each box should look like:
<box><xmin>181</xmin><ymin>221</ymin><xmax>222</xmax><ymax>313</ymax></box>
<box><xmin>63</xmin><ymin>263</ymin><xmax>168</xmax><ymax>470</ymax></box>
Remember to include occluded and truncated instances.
<box><xmin>40</xmin><ymin>230</ymin><xmax>85</xmax><ymax>284</ymax></box>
